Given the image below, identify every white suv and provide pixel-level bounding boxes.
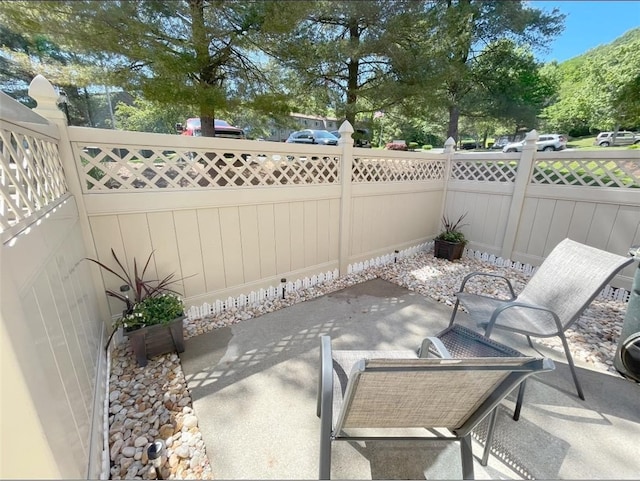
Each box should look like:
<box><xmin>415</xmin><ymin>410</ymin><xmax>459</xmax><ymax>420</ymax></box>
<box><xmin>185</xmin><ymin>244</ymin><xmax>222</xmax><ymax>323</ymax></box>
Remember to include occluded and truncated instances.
<box><xmin>502</xmin><ymin>134</ymin><xmax>567</xmax><ymax>153</ymax></box>
<box><xmin>593</xmin><ymin>131</ymin><xmax>639</xmax><ymax>147</ymax></box>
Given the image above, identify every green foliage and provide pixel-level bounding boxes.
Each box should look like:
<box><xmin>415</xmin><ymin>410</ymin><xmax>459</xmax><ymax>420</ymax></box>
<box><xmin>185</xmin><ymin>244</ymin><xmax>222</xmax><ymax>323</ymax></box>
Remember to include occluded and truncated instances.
<box><xmin>435</xmin><ymin>213</ymin><xmax>468</xmax><ymax>245</ymax></box>
<box><xmin>1</xmin><ymin>0</ymin><xmax>296</xmax><ymax>136</ymax></box>
<box><xmin>85</xmin><ymin>249</ymin><xmax>183</xmax><ymax>313</ymax></box>
<box><xmin>391</xmin><ymin>1</ymin><xmax>565</xmax><ymax>141</ymax></box>
<box><xmin>122</xmin><ymin>294</ymin><xmax>184</xmax><ymax>328</ymax></box>
<box><xmin>541</xmin><ymin>28</ymin><xmax>640</xmax><ymax>134</ymax></box>
<box><xmin>115</xmin><ymin>98</ymin><xmax>192</xmax><ymax>134</ymax></box>
<box><xmin>422</xmin><ymin>145</ymin><xmax>433</xmax><ymax>150</ymax></box>
<box><xmin>4</xmin><ymin>1</ymin><xmax>635</xmax><ymax>143</ymax></box>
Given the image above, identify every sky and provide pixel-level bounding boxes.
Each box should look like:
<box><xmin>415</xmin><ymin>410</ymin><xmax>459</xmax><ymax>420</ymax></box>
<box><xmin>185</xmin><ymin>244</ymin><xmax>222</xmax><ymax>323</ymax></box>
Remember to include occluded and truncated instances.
<box><xmin>529</xmin><ymin>1</ymin><xmax>640</xmax><ymax>63</ymax></box>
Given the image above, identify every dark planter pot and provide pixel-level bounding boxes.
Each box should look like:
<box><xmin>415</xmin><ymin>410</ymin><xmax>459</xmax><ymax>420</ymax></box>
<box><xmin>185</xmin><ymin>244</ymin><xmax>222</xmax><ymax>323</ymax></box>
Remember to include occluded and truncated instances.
<box><xmin>126</xmin><ymin>316</ymin><xmax>185</xmax><ymax>367</ymax></box>
<box><xmin>434</xmin><ymin>239</ymin><xmax>465</xmax><ymax>261</ymax></box>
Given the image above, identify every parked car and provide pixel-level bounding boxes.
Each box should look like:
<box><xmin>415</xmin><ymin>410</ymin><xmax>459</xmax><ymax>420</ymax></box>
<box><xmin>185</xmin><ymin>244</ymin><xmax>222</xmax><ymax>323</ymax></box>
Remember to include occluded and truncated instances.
<box><xmin>176</xmin><ymin>118</ymin><xmax>245</xmax><ymax>139</ymax></box>
<box><xmin>502</xmin><ymin>134</ymin><xmax>567</xmax><ymax>153</ymax></box>
<box><xmin>330</xmin><ymin>128</ymin><xmax>372</xmax><ymax>148</ymax></box>
<box><xmin>593</xmin><ymin>131</ymin><xmax>640</xmax><ymax>147</ymax></box>
<box><xmin>490</xmin><ymin>135</ymin><xmax>518</xmax><ymax>150</ymax></box>
<box><xmin>286</xmin><ymin>129</ymin><xmax>339</xmax><ymax>145</ymax></box>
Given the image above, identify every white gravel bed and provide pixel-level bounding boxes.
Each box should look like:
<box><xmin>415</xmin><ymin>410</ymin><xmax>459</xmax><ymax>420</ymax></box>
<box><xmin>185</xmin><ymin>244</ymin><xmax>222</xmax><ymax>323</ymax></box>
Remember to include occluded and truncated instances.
<box><xmin>107</xmin><ymin>249</ymin><xmax>630</xmax><ymax>479</ymax></box>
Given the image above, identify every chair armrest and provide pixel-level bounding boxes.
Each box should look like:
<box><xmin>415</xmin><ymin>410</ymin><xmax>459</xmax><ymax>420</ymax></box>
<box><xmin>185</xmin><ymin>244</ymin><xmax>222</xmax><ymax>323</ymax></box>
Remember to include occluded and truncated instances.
<box><xmin>317</xmin><ymin>336</ymin><xmax>334</xmax><ymax>418</ymax></box>
<box><xmin>418</xmin><ymin>337</ymin><xmax>452</xmax><ymax>358</ymax></box>
<box><xmin>458</xmin><ymin>272</ymin><xmax>516</xmax><ymax>299</ymax></box>
<box><xmin>484</xmin><ymin>302</ymin><xmax>563</xmax><ymax>337</ymax></box>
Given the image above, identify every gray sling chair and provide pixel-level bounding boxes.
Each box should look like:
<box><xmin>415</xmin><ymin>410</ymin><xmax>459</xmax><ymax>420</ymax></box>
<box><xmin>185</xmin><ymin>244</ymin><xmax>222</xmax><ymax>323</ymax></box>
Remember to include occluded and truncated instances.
<box><xmin>317</xmin><ymin>335</ymin><xmax>554</xmax><ymax>480</ymax></box>
<box><xmin>449</xmin><ymin>238</ymin><xmax>633</xmax><ymax>401</ymax></box>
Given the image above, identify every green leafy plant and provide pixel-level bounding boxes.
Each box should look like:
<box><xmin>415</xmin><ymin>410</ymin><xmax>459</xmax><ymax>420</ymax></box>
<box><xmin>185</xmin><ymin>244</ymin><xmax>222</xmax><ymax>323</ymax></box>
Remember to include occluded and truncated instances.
<box><xmin>122</xmin><ymin>293</ymin><xmax>184</xmax><ymax>329</ymax></box>
<box><xmin>86</xmin><ymin>249</ymin><xmax>182</xmax><ymax>313</ymax></box>
<box><xmin>86</xmin><ymin>249</ymin><xmax>187</xmax><ymax>348</ymax></box>
<box><xmin>435</xmin><ymin>213</ymin><xmax>468</xmax><ymax>245</ymax></box>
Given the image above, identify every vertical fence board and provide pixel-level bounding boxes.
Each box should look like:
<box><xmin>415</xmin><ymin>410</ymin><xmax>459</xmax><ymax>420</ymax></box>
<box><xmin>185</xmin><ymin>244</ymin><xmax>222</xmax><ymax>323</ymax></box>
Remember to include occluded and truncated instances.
<box><xmin>586</xmin><ymin>203</ymin><xmax>619</xmax><ymax>250</ymax></box>
<box><xmin>607</xmin><ymin>205</ymin><xmax>640</xmax><ymax>280</ymax></box>
<box><xmin>173</xmin><ymin>209</ymin><xmax>205</xmax><ymax>298</ymax></box>
<box><xmin>218</xmin><ymin>206</ymin><xmax>244</xmax><ymax>288</ymax></box>
<box><xmin>513</xmin><ymin>197</ymin><xmax>538</xmax><ymax>255</ymax></box>
<box><xmin>147</xmin><ymin>211</ymin><xmax>184</xmax><ymax>296</ymax></box>
<box><xmin>350</xmin><ymin>196</ymin><xmax>364</xmax><ymax>258</ymax></box>
<box><xmin>316</xmin><ymin>199</ymin><xmax>331</xmax><ymax>264</ymax></box>
<box><xmin>527</xmin><ymin>198</ymin><xmax>555</xmax><ymax>257</ymax></box>
<box><xmin>196</xmin><ymin>208</ymin><xmax>227</xmax><ymax>293</ymax></box>
<box><xmin>289</xmin><ymin>202</ymin><xmax>305</xmax><ymax>271</ymax></box>
<box><xmin>119</xmin><ymin>213</ymin><xmax>155</xmax><ymax>279</ymax></box>
<box><xmin>567</xmin><ymin>202</ymin><xmax>597</xmax><ymax>242</ymax></box>
<box><xmin>303</xmin><ymin>200</ymin><xmax>318</xmax><ymax>267</ymax></box>
<box><xmin>257</xmin><ymin>203</ymin><xmax>277</xmax><ymax>279</ymax></box>
<box><xmin>238</xmin><ymin>205</ymin><xmax>261</xmax><ymax>284</ymax></box>
<box><xmin>544</xmin><ymin>200</ymin><xmax>574</xmax><ymax>256</ymax></box>
<box><xmin>88</xmin><ymin>215</ymin><xmax>127</xmax><ymax>314</ymax></box>
<box><xmin>329</xmin><ymin>198</ymin><xmax>340</xmax><ymax>261</ymax></box>
<box><xmin>273</xmin><ymin>201</ymin><xmax>292</xmax><ymax>274</ymax></box>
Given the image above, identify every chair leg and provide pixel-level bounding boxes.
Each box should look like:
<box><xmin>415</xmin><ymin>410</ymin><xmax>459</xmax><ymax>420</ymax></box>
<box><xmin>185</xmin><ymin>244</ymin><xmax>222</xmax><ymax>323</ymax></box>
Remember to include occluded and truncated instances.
<box><xmin>316</xmin><ymin>363</ymin><xmax>322</xmax><ymax>418</ymax></box>
<box><xmin>449</xmin><ymin>298</ymin><xmax>461</xmax><ymax>327</ymax></box>
<box><xmin>460</xmin><ymin>434</ymin><xmax>475</xmax><ymax>480</ymax></box>
<box><xmin>513</xmin><ymin>381</ymin><xmax>526</xmax><ymax>421</ymax></box>
<box><xmin>481</xmin><ymin>408</ymin><xmax>498</xmax><ymax>466</ymax></box>
<box><xmin>319</xmin><ymin>419</ymin><xmax>332</xmax><ymax>479</ymax></box>
<box><xmin>558</xmin><ymin>332</ymin><xmax>585</xmax><ymax>400</ymax></box>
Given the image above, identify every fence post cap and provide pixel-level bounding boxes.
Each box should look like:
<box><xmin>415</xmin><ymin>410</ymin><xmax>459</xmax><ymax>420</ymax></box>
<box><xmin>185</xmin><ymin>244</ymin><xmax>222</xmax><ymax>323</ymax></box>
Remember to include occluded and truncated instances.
<box><xmin>444</xmin><ymin>137</ymin><xmax>456</xmax><ymax>153</ymax></box>
<box><xmin>338</xmin><ymin>120</ymin><xmax>354</xmax><ymax>135</ymax></box>
<box><xmin>338</xmin><ymin>120</ymin><xmax>354</xmax><ymax>147</ymax></box>
<box><xmin>28</xmin><ymin>75</ymin><xmax>64</xmax><ymax>120</ymax></box>
<box><xmin>525</xmin><ymin>129</ymin><xmax>539</xmax><ymax>142</ymax></box>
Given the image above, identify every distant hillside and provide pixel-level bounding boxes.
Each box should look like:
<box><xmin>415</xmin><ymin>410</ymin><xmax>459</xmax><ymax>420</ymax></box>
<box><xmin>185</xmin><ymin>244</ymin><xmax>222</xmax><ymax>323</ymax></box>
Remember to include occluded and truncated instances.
<box><xmin>542</xmin><ymin>27</ymin><xmax>640</xmax><ymax>136</ymax></box>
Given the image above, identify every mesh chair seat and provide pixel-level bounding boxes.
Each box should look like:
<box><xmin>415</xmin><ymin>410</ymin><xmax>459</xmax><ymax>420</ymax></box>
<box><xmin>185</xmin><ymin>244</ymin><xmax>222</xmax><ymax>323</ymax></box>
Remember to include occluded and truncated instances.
<box><xmin>450</xmin><ymin>238</ymin><xmax>634</xmax><ymax>402</ymax></box>
<box><xmin>456</xmin><ymin>293</ymin><xmax>559</xmax><ymax>337</ymax></box>
<box><xmin>317</xmin><ymin>335</ymin><xmax>554</xmax><ymax>480</ymax></box>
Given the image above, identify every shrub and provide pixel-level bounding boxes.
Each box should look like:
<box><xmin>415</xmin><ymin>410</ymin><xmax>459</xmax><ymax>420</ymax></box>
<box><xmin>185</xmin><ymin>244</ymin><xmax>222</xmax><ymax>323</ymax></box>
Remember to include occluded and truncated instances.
<box><xmin>435</xmin><ymin>213</ymin><xmax>468</xmax><ymax>245</ymax></box>
<box><xmin>422</xmin><ymin>145</ymin><xmax>433</xmax><ymax>150</ymax></box>
<box><xmin>122</xmin><ymin>293</ymin><xmax>184</xmax><ymax>328</ymax></box>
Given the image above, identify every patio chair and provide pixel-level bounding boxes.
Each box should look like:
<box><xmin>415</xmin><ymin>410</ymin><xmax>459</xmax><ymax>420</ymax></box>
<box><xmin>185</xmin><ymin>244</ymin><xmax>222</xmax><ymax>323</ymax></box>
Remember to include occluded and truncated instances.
<box><xmin>317</xmin><ymin>335</ymin><xmax>554</xmax><ymax>480</ymax></box>
<box><xmin>449</xmin><ymin>238</ymin><xmax>633</xmax><ymax>401</ymax></box>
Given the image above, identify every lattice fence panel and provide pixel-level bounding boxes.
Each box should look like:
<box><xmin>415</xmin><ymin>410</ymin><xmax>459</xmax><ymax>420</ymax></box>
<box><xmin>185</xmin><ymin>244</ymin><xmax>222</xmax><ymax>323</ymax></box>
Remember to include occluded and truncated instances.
<box><xmin>352</xmin><ymin>157</ymin><xmax>445</xmax><ymax>182</ymax></box>
<box><xmin>450</xmin><ymin>159</ymin><xmax>518</xmax><ymax>182</ymax></box>
<box><xmin>75</xmin><ymin>144</ymin><xmax>341</xmax><ymax>191</ymax></box>
<box><xmin>531</xmin><ymin>159</ymin><xmax>640</xmax><ymax>188</ymax></box>
<box><xmin>0</xmin><ymin>128</ymin><xmax>67</xmax><ymax>232</ymax></box>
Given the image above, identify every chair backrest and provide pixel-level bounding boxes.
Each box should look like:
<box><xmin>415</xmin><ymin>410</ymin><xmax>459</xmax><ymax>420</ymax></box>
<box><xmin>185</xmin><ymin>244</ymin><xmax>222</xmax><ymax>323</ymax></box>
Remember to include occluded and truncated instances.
<box><xmin>518</xmin><ymin>238</ymin><xmax>633</xmax><ymax>329</ymax></box>
<box><xmin>334</xmin><ymin>356</ymin><xmax>553</xmax><ymax>437</ymax></box>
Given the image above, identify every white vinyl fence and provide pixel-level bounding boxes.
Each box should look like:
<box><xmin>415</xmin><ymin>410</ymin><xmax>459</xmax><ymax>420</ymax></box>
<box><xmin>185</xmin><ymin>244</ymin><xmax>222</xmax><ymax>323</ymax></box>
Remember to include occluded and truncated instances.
<box><xmin>1</xmin><ymin>75</ymin><xmax>638</xmax><ymax>478</ymax></box>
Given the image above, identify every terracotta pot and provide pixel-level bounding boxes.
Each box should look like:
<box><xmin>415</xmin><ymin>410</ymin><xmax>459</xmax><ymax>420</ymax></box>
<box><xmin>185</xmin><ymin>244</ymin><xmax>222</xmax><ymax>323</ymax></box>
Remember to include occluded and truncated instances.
<box><xmin>126</xmin><ymin>316</ymin><xmax>185</xmax><ymax>367</ymax></box>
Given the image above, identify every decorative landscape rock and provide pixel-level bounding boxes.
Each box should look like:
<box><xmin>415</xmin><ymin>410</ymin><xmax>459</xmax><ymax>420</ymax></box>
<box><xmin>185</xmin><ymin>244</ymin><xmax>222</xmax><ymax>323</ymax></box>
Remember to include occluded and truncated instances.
<box><xmin>107</xmin><ymin>248</ymin><xmax>630</xmax><ymax>479</ymax></box>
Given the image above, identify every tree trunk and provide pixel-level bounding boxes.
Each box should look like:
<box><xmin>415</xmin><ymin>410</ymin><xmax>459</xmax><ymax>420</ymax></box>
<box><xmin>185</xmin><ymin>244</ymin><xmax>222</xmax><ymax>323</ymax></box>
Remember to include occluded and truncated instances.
<box><xmin>200</xmin><ymin>114</ymin><xmax>216</xmax><ymax>138</ymax></box>
<box><xmin>345</xmin><ymin>18</ymin><xmax>360</xmax><ymax>127</ymax></box>
<box><xmin>190</xmin><ymin>0</ymin><xmax>216</xmax><ymax>138</ymax></box>
<box><xmin>83</xmin><ymin>87</ymin><xmax>94</xmax><ymax>127</ymax></box>
<box><xmin>447</xmin><ymin>104</ymin><xmax>460</xmax><ymax>143</ymax></box>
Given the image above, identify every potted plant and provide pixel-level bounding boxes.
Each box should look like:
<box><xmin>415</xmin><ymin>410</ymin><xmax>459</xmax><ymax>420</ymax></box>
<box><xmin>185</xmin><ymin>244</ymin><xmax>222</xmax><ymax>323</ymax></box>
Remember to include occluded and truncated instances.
<box><xmin>87</xmin><ymin>249</ymin><xmax>187</xmax><ymax>367</ymax></box>
<box><xmin>434</xmin><ymin>213</ymin><xmax>468</xmax><ymax>261</ymax></box>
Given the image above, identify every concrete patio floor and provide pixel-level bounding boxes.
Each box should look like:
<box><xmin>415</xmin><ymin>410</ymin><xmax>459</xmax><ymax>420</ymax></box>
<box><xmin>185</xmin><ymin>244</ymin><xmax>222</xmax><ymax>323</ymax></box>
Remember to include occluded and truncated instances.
<box><xmin>179</xmin><ymin>278</ymin><xmax>640</xmax><ymax>480</ymax></box>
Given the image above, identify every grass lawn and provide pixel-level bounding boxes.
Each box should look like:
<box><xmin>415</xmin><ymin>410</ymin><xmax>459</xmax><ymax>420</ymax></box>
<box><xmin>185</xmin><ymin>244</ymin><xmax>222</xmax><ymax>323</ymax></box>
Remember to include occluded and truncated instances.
<box><xmin>566</xmin><ymin>135</ymin><xmax>639</xmax><ymax>151</ymax></box>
